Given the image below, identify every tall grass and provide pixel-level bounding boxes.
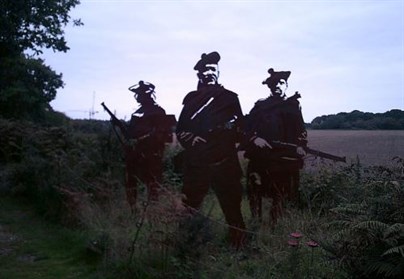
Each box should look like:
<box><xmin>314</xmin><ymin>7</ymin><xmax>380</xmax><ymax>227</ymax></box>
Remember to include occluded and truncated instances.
<box><xmin>1</xmin><ymin>119</ymin><xmax>403</xmax><ymax>278</ymax></box>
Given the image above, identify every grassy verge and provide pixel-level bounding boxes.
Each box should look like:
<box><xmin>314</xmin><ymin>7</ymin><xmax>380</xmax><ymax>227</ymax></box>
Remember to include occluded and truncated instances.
<box><xmin>0</xmin><ymin>196</ymin><xmax>100</xmax><ymax>279</ymax></box>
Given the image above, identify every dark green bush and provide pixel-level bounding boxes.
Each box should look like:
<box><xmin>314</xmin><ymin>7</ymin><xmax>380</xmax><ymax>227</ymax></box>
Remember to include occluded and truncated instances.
<box><xmin>0</xmin><ymin>118</ymin><xmax>125</xmax><ymax>222</ymax></box>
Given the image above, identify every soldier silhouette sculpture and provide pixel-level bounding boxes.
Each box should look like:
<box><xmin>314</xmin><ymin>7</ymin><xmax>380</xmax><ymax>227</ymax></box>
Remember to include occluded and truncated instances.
<box><xmin>243</xmin><ymin>68</ymin><xmax>308</xmax><ymax>225</ymax></box>
<box><xmin>176</xmin><ymin>51</ymin><xmax>246</xmax><ymax>249</ymax></box>
<box><xmin>102</xmin><ymin>81</ymin><xmax>175</xmax><ymax>211</ymax></box>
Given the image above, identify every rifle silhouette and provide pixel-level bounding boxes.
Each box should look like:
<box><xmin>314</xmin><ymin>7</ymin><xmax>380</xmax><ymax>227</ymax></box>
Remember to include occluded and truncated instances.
<box><xmin>244</xmin><ymin>92</ymin><xmax>345</xmax><ymax>163</ymax></box>
<box><xmin>101</xmin><ymin>102</ymin><xmax>129</xmax><ymax>144</ymax></box>
<box><xmin>101</xmin><ymin>102</ymin><xmax>177</xmax><ymax>145</ymax></box>
<box><xmin>270</xmin><ymin>140</ymin><xmax>346</xmax><ymax>163</ymax></box>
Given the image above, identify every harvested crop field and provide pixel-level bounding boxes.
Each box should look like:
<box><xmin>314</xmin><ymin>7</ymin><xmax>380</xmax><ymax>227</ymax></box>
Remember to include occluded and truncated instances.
<box><xmin>306</xmin><ymin>130</ymin><xmax>404</xmax><ymax>166</ymax></box>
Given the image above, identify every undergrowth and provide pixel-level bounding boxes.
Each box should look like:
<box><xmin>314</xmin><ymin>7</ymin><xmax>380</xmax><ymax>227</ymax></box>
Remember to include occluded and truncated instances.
<box><xmin>1</xmin><ymin>118</ymin><xmax>403</xmax><ymax>278</ymax></box>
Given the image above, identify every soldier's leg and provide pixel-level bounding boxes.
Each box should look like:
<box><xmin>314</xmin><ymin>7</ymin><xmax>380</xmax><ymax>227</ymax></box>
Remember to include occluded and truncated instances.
<box><xmin>269</xmin><ymin>170</ymin><xmax>300</xmax><ymax>224</ymax></box>
<box><xmin>287</xmin><ymin>170</ymin><xmax>300</xmax><ymax>205</ymax></box>
<box><xmin>267</xmin><ymin>172</ymin><xmax>288</xmax><ymax>225</ymax></box>
<box><xmin>125</xmin><ymin>153</ymin><xmax>138</xmax><ymax>209</ymax></box>
<box><xmin>143</xmin><ymin>154</ymin><xmax>163</xmax><ymax>201</ymax></box>
<box><xmin>247</xmin><ymin>162</ymin><xmax>263</xmax><ymax>219</ymax></box>
<box><xmin>177</xmin><ymin>165</ymin><xmax>212</xmax><ymax>256</ymax></box>
<box><xmin>182</xmin><ymin>165</ymin><xmax>210</xmax><ymax>210</ymax></box>
<box><xmin>212</xmin><ymin>160</ymin><xmax>246</xmax><ymax>249</ymax></box>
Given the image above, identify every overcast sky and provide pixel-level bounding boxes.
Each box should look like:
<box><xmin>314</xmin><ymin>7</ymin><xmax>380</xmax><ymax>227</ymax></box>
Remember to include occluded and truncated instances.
<box><xmin>44</xmin><ymin>0</ymin><xmax>404</xmax><ymax>122</ymax></box>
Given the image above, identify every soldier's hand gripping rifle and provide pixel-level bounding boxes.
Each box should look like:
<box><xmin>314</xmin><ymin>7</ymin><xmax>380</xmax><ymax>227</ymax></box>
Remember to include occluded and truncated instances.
<box><xmin>101</xmin><ymin>102</ymin><xmax>129</xmax><ymax>145</ymax></box>
<box><xmin>277</xmin><ymin>92</ymin><xmax>345</xmax><ymax>162</ymax></box>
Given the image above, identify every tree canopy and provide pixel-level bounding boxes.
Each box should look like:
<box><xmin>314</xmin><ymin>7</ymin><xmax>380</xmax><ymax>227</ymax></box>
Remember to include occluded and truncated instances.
<box><xmin>309</xmin><ymin>109</ymin><xmax>404</xmax><ymax>130</ymax></box>
<box><xmin>0</xmin><ymin>0</ymin><xmax>81</xmax><ymax>121</ymax></box>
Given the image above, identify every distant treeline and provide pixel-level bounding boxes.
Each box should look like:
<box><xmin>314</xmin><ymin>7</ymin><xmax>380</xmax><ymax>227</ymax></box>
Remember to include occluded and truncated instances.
<box><xmin>307</xmin><ymin>109</ymin><xmax>404</xmax><ymax>130</ymax></box>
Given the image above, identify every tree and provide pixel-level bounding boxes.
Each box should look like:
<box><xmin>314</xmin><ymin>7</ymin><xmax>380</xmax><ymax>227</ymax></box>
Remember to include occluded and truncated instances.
<box><xmin>0</xmin><ymin>55</ymin><xmax>63</xmax><ymax>119</ymax></box>
<box><xmin>0</xmin><ymin>0</ymin><xmax>82</xmax><ymax>120</ymax></box>
<box><xmin>310</xmin><ymin>110</ymin><xmax>404</xmax><ymax>130</ymax></box>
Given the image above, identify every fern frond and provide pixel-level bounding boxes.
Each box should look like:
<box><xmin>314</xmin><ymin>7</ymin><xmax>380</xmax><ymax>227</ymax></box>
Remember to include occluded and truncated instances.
<box><xmin>383</xmin><ymin>223</ymin><xmax>404</xmax><ymax>240</ymax></box>
<box><xmin>332</xmin><ymin>228</ymin><xmax>355</xmax><ymax>240</ymax></box>
<box><xmin>367</xmin><ymin>259</ymin><xmax>404</xmax><ymax>278</ymax></box>
<box><xmin>382</xmin><ymin>245</ymin><xmax>404</xmax><ymax>257</ymax></box>
<box><xmin>327</xmin><ymin>220</ymin><xmax>353</xmax><ymax>229</ymax></box>
<box><xmin>390</xmin><ymin>209</ymin><xmax>404</xmax><ymax>223</ymax></box>
<box><xmin>387</xmin><ymin>257</ymin><xmax>404</xmax><ymax>277</ymax></box>
<box><xmin>353</xmin><ymin>220</ymin><xmax>388</xmax><ymax>233</ymax></box>
<box><xmin>365</xmin><ymin>259</ymin><xmax>396</xmax><ymax>276</ymax></box>
<box><xmin>387</xmin><ymin>180</ymin><xmax>402</xmax><ymax>191</ymax></box>
<box><xmin>331</xmin><ymin>204</ymin><xmax>367</xmax><ymax>216</ymax></box>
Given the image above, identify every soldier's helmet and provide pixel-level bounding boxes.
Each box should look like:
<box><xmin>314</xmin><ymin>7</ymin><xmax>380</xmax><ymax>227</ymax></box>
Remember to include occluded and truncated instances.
<box><xmin>128</xmin><ymin>80</ymin><xmax>155</xmax><ymax>96</ymax></box>
<box><xmin>194</xmin><ymin>51</ymin><xmax>221</xmax><ymax>71</ymax></box>
<box><xmin>262</xmin><ymin>68</ymin><xmax>291</xmax><ymax>87</ymax></box>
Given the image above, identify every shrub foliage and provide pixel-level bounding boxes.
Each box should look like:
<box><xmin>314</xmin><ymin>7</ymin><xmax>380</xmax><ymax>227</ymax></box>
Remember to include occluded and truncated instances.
<box><xmin>1</xmin><ymin>118</ymin><xmax>403</xmax><ymax>278</ymax></box>
<box><xmin>0</xmin><ymin>0</ymin><xmax>81</xmax><ymax>120</ymax></box>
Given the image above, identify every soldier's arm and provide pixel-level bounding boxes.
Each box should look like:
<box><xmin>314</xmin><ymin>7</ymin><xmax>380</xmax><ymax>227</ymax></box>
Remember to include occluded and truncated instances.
<box><xmin>176</xmin><ymin>93</ymin><xmax>207</xmax><ymax>148</ymax></box>
<box><xmin>176</xmin><ymin>111</ymin><xmax>199</xmax><ymax>148</ymax></box>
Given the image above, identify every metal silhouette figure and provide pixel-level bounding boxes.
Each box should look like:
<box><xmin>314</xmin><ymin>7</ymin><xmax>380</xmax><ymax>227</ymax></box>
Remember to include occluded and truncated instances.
<box><xmin>243</xmin><ymin>68</ymin><xmax>308</xmax><ymax>225</ymax></box>
<box><xmin>176</xmin><ymin>51</ymin><xmax>246</xmax><ymax>249</ymax></box>
<box><xmin>102</xmin><ymin>81</ymin><xmax>176</xmax><ymax>210</ymax></box>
